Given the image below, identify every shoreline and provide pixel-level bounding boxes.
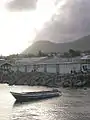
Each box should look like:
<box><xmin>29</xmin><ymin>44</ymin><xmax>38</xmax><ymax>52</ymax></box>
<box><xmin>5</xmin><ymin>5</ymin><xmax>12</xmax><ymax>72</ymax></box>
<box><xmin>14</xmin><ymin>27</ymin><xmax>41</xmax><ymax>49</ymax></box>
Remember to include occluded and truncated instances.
<box><xmin>0</xmin><ymin>71</ymin><xmax>90</xmax><ymax>88</ymax></box>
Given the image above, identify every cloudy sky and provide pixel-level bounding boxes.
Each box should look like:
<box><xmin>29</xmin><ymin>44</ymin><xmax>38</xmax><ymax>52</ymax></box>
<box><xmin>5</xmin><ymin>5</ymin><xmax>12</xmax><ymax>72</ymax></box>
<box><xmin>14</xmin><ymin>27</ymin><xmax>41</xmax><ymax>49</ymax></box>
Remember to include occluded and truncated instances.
<box><xmin>0</xmin><ymin>0</ymin><xmax>61</xmax><ymax>55</ymax></box>
<box><xmin>0</xmin><ymin>0</ymin><xmax>90</xmax><ymax>55</ymax></box>
<box><xmin>35</xmin><ymin>0</ymin><xmax>90</xmax><ymax>43</ymax></box>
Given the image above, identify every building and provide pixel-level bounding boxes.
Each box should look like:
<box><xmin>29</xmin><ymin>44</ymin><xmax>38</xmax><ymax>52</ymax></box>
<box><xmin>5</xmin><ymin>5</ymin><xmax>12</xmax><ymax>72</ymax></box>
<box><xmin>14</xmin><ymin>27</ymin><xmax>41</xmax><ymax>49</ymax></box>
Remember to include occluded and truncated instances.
<box><xmin>80</xmin><ymin>55</ymin><xmax>90</xmax><ymax>70</ymax></box>
<box><xmin>0</xmin><ymin>59</ymin><xmax>12</xmax><ymax>72</ymax></box>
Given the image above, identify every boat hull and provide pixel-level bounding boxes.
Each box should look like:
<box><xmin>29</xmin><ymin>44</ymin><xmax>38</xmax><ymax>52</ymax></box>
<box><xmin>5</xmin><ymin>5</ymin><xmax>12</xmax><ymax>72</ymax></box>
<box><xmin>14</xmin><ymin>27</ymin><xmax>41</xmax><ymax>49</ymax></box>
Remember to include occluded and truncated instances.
<box><xmin>10</xmin><ymin>90</ymin><xmax>61</xmax><ymax>102</ymax></box>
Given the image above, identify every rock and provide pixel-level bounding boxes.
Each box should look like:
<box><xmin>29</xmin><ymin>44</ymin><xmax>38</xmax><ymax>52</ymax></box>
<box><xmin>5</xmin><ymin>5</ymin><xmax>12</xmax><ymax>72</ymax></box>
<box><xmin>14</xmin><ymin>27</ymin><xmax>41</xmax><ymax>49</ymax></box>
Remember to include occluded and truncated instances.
<box><xmin>0</xmin><ymin>71</ymin><xmax>89</xmax><ymax>88</ymax></box>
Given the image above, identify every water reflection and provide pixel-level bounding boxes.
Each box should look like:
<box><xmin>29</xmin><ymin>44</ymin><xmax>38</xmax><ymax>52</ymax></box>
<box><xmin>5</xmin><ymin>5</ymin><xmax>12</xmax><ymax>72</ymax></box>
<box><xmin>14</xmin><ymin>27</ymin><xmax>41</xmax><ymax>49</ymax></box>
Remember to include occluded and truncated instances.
<box><xmin>0</xmin><ymin>84</ymin><xmax>15</xmax><ymax>120</ymax></box>
<box><xmin>11</xmin><ymin>87</ymin><xmax>90</xmax><ymax>120</ymax></box>
<box><xmin>13</xmin><ymin>98</ymin><xmax>49</xmax><ymax>107</ymax></box>
<box><xmin>0</xmin><ymin>85</ymin><xmax>90</xmax><ymax>120</ymax></box>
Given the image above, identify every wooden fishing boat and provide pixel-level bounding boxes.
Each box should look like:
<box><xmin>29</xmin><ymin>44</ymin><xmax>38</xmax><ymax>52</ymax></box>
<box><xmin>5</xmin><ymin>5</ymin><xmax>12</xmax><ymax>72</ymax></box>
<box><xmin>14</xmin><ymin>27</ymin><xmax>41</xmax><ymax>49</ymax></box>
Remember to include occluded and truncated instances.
<box><xmin>10</xmin><ymin>89</ymin><xmax>61</xmax><ymax>102</ymax></box>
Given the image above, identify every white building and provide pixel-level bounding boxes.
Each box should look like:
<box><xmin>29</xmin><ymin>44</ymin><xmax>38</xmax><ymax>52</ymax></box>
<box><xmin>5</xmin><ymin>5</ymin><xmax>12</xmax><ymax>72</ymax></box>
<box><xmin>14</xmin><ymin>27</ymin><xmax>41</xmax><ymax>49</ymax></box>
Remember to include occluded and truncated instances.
<box><xmin>81</xmin><ymin>55</ymin><xmax>90</xmax><ymax>70</ymax></box>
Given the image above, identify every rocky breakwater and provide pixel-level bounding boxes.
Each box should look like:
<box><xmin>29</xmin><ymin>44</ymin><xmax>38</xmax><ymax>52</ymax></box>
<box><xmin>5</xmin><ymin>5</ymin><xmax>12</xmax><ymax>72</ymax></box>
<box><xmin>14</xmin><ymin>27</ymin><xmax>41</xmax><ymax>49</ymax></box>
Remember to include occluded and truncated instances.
<box><xmin>12</xmin><ymin>72</ymin><xmax>63</xmax><ymax>87</ymax></box>
<box><xmin>0</xmin><ymin>71</ymin><xmax>90</xmax><ymax>88</ymax></box>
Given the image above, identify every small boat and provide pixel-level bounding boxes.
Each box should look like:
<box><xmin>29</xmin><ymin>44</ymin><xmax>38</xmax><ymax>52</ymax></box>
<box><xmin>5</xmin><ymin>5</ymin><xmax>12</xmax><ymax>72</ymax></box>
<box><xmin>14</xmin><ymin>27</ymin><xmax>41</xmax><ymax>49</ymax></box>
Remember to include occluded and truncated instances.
<box><xmin>10</xmin><ymin>89</ymin><xmax>61</xmax><ymax>102</ymax></box>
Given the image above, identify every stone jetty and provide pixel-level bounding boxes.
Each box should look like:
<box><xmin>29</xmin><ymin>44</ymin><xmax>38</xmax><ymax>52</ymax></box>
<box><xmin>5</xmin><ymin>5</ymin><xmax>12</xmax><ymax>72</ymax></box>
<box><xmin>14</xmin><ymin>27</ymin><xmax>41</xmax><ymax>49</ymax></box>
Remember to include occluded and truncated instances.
<box><xmin>0</xmin><ymin>71</ymin><xmax>90</xmax><ymax>88</ymax></box>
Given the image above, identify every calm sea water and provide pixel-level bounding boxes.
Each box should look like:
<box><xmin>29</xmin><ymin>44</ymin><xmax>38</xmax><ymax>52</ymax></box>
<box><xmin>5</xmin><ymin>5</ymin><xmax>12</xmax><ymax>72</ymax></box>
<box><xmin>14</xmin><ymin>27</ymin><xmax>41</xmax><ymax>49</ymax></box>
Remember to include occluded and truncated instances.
<box><xmin>0</xmin><ymin>84</ymin><xmax>90</xmax><ymax>120</ymax></box>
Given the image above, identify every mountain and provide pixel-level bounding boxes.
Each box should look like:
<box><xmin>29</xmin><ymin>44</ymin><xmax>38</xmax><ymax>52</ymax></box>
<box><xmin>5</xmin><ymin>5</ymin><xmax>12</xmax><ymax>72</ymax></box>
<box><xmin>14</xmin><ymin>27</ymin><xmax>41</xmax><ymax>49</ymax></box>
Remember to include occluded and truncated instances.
<box><xmin>23</xmin><ymin>35</ymin><xmax>90</xmax><ymax>54</ymax></box>
<box><xmin>34</xmin><ymin>0</ymin><xmax>90</xmax><ymax>43</ymax></box>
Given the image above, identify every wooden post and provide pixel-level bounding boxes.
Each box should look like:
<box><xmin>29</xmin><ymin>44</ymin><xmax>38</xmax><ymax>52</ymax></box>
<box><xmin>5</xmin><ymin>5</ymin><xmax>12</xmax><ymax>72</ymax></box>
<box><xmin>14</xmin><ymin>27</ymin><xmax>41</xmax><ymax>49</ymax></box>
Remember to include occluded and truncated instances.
<box><xmin>56</xmin><ymin>64</ymin><xmax>59</xmax><ymax>74</ymax></box>
<box><xmin>44</xmin><ymin>64</ymin><xmax>47</xmax><ymax>72</ymax></box>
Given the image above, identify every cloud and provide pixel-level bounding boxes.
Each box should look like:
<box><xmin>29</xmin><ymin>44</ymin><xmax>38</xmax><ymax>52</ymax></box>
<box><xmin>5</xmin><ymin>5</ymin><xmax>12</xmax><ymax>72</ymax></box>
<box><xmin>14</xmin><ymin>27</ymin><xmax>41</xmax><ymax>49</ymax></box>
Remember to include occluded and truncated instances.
<box><xmin>6</xmin><ymin>0</ymin><xmax>37</xmax><ymax>11</ymax></box>
<box><xmin>35</xmin><ymin>0</ymin><xmax>90</xmax><ymax>43</ymax></box>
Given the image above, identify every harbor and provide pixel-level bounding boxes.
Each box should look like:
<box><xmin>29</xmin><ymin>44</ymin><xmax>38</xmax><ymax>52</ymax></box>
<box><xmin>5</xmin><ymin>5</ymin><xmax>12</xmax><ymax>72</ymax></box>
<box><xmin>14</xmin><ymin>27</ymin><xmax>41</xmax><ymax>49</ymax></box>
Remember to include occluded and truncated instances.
<box><xmin>0</xmin><ymin>55</ymin><xmax>90</xmax><ymax>88</ymax></box>
<box><xmin>1</xmin><ymin>85</ymin><xmax>90</xmax><ymax>120</ymax></box>
<box><xmin>0</xmin><ymin>0</ymin><xmax>90</xmax><ymax>119</ymax></box>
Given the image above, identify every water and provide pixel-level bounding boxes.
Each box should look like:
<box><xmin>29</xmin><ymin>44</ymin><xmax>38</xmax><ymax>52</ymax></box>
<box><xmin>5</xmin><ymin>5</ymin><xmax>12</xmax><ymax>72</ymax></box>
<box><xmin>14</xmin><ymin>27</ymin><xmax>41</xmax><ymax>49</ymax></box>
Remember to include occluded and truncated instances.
<box><xmin>0</xmin><ymin>84</ymin><xmax>15</xmax><ymax>120</ymax></box>
<box><xmin>0</xmin><ymin>85</ymin><xmax>90</xmax><ymax>120</ymax></box>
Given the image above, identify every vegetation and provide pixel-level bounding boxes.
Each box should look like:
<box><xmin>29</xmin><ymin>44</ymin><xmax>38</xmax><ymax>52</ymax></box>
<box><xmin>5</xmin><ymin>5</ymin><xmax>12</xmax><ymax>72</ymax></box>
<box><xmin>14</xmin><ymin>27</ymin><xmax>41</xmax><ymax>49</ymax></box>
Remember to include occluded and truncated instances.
<box><xmin>37</xmin><ymin>50</ymin><xmax>47</xmax><ymax>57</ymax></box>
<box><xmin>61</xmin><ymin>49</ymin><xmax>80</xmax><ymax>58</ymax></box>
<box><xmin>23</xmin><ymin>35</ymin><xmax>90</xmax><ymax>54</ymax></box>
<box><xmin>2</xmin><ymin>48</ymin><xmax>89</xmax><ymax>61</ymax></box>
<box><xmin>69</xmin><ymin>49</ymin><xmax>81</xmax><ymax>57</ymax></box>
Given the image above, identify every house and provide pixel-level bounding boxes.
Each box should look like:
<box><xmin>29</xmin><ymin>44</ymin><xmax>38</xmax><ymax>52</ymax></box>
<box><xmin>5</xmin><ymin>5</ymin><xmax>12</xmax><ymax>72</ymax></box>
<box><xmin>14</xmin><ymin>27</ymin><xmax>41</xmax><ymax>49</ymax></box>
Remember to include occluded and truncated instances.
<box><xmin>81</xmin><ymin>55</ymin><xmax>90</xmax><ymax>63</ymax></box>
<box><xmin>80</xmin><ymin>55</ymin><xmax>90</xmax><ymax>70</ymax></box>
<box><xmin>0</xmin><ymin>60</ymin><xmax>12</xmax><ymax>72</ymax></box>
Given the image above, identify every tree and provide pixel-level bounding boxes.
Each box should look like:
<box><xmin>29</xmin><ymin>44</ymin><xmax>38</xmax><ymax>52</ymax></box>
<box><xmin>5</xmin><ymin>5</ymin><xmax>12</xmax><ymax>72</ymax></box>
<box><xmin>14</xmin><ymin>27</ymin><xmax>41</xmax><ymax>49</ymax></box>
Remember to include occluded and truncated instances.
<box><xmin>74</xmin><ymin>50</ymin><xmax>81</xmax><ymax>56</ymax></box>
<box><xmin>69</xmin><ymin>49</ymin><xmax>75</xmax><ymax>56</ymax></box>
<box><xmin>38</xmin><ymin>50</ymin><xmax>43</xmax><ymax>57</ymax></box>
<box><xmin>69</xmin><ymin>49</ymin><xmax>80</xmax><ymax>57</ymax></box>
<box><xmin>63</xmin><ymin>52</ymin><xmax>69</xmax><ymax>57</ymax></box>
